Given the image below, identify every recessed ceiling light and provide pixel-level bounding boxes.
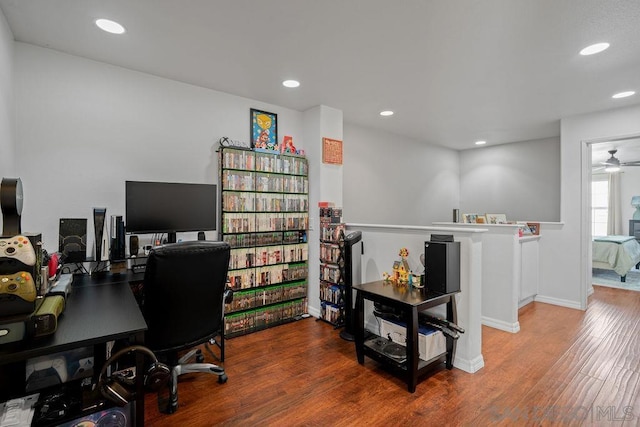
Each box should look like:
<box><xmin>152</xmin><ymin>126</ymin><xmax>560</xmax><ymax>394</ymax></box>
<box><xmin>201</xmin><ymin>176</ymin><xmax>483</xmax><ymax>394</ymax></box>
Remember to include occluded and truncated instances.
<box><xmin>282</xmin><ymin>80</ymin><xmax>300</xmax><ymax>88</ymax></box>
<box><xmin>475</xmin><ymin>140</ymin><xmax>487</xmax><ymax>146</ymax></box>
<box><xmin>95</xmin><ymin>18</ymin><xmax>126</xmax><ymax>35</ymax></box>
<box><xmin>379</xmin><ymin>110</ymin><xmax>394</xmax><ymax>116</ymax></box>
<box><xmin>579</xmin><ymin>42</ymin><xmax>609</xmax><ymax>56</ymax></box>
<box><xmin>612</xmin><ymin>91</ymin><xmax>635</xmax><ymax>99</ymax></box>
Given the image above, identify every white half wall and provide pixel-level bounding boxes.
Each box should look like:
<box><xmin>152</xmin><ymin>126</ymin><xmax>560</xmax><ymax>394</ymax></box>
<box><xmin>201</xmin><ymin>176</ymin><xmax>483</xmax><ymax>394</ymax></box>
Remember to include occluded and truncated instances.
<box><xmin>346</xmin><ymin>223</ymin><xmax>485</xmax><ymax>374</ymax></box>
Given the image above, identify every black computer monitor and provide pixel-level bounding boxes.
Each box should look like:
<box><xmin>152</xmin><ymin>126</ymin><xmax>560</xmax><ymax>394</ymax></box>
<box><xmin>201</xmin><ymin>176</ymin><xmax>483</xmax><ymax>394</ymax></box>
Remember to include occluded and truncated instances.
<box><xmin>125</xmin><ymin>181</ymin><xmax>217</xmax><ymax>242</ymax></box>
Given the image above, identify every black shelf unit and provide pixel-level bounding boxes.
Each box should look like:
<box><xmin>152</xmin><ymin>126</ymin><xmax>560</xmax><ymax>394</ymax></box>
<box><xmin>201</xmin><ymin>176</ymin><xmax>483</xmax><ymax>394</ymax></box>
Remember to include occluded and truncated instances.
<box><xmin>218</xmin><ymin>146</ymin><xmax>309</xmax><ymax>337</ymax></box>
<box><xmin>318</xmin><ymin>206</ymin><xmax>345</xmax><ymax>327</ymax></box>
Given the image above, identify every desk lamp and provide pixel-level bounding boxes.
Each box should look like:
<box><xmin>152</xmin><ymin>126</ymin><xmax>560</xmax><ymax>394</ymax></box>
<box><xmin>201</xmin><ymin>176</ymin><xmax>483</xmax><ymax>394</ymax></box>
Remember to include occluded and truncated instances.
<box><xmin>632</xmin><ymin>196</ymin><xmax>640</xmax><ymax>220</ymax></box>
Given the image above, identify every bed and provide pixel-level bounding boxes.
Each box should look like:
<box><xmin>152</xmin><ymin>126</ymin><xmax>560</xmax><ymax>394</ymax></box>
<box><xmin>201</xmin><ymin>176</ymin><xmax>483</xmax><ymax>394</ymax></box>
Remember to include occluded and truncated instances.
<box><xmin>592</xmin><ymin>235</ymin><xmax>640</xmax><ymax>282</ymax></box>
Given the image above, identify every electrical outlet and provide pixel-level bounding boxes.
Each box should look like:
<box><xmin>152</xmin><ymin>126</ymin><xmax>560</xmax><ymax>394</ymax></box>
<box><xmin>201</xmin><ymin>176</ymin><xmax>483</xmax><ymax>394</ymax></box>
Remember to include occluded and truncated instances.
<box><xmin>309</xmin><ymin>217</ymin><xmax>314</xmax><ymax>230</ymax></box>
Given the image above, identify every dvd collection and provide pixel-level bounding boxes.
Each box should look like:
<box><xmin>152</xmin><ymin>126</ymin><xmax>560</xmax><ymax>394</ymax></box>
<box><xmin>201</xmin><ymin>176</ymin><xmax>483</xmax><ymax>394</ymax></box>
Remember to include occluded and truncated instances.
<box><xmin>320</xmin><ymin>242</ymin><xmax>341</xmax><ymax>263</ymax></box>
<box><xmin>220</xmin><ymin>146</ymin><xmax>309</xmax><ymax>337</ymax></box>
<box><xmin>222</xmin><ymin>231</ymin><xmax>306</xmax><ymax>249</ymax></box>
<box><xmin>318</xmin><ymin>204</ymin><xmax>346</xmax><ymax>327</ymax></box>
<box><xmin>225</xmin><ymin>299</ymin><xmax>307</xmax><ymax>337</ymax></box>
<box><xmin>226</xmin><ymin>281</ymin><xmax>307</xmax><ymax>314</ymax></box>
<box><xmin>320</xmin><ymin>301</ymin><xmax>342</xmax><ymax>325</ymax></box>
<box><xmin>220</xmin><ymin>147</ymin><xmax>308</xmax><ymax>176</ymax></box>
<box><xmin>222</xmin><ymin>212</ymin><xmax>309</xmax><ymax>233</ymax></box>
<box><xmin>228</xmin><ymin>243</ymin><xmax>308</xmax><ymax>269</ymax></box>
<box><xmin>320</xmin><ymin>280</ymin><xmax>343</xmax><ymax>305</ymax></box>
<box><xmin>222</xmin><ymin>192</ymin><xmax>309</xmax><ymax>213</ymax></box>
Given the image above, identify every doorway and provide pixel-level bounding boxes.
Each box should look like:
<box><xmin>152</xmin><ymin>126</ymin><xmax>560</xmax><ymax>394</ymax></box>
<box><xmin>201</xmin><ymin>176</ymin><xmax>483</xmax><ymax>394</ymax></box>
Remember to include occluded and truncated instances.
<box><xmin>585</xmin><ymin>135</ymin><xmax>640</xmax><ymax>300</ymax></box>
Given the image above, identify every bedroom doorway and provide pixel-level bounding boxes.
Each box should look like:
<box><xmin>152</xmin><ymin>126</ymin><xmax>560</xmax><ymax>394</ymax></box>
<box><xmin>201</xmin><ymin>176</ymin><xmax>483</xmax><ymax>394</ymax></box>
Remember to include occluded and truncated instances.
<box><xmin>588</xmin><ymin>136</ymin><xmax>640</xmax><ymax>292</ymax></box>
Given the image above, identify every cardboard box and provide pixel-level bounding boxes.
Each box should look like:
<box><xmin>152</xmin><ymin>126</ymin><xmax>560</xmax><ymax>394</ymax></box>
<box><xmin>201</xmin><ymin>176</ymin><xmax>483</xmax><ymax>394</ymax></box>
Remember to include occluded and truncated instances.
<box><xmin>380</xmin><ymin>318</ymin><xmax>446</xmax><ymax>362</ymax></box>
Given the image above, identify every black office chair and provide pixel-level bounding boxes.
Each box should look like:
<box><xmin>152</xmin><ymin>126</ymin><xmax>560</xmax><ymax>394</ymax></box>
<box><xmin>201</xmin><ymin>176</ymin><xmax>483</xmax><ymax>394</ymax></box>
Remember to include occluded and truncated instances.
<box><xmin>142</xmin><ymin>241</ymin><xmax>232</xmax><ymax>414</ymax></box>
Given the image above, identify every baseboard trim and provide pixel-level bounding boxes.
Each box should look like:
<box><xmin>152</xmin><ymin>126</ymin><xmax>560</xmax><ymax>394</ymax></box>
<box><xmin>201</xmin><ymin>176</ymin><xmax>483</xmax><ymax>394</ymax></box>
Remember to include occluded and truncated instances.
<box><xmin>454</xmin><ymin>354</ymin><xmax>485</xmax><ymax>373</ymax></box>
<box><xmin>534</xmin><ymin>294</ymin><xmax>582</xmax><ymax>310</ymax></box>
<box><xmin>308</xmin><ymin>306</ymin><xmax>321</xmax><ymax>319</ymax></box>
<box><xmin>482</xmin><ymin>316</ymin><xmax>520</xmax><ymax>333</ymax></box>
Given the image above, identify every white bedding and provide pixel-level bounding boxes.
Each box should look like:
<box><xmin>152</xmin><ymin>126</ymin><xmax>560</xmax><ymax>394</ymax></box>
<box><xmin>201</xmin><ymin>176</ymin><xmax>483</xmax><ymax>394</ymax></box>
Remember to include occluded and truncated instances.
<box><xmin>592</xmin><ymin>235</ymin><xmax>640</xmax><ymax>276</ymax></box>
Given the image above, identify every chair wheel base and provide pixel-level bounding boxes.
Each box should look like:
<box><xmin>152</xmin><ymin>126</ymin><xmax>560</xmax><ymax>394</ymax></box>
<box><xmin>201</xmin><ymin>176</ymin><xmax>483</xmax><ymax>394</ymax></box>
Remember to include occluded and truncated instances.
<box><xmin>219</xmin><ymin>374</ymin><xmax>228</xmax><ymax>384</ymax></box>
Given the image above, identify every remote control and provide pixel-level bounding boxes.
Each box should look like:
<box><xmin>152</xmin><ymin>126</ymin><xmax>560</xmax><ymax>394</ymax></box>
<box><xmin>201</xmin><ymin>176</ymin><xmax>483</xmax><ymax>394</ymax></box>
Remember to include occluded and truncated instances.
<box><xmin>0</xmin><ymin>235</ymin><xmax>36</xmax><ymax>266</ymax></box>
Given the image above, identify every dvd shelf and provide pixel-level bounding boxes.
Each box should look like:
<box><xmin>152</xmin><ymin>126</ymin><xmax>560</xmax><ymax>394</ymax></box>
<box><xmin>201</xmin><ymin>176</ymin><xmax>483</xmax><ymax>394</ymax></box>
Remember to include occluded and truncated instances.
<box><xmin>219</xmin><ymin>146</ymin><xmax>309</xmax><ymax>337</ymax></box>
<box><xmin>319</xmin><ymin>205</ymin><xmax>346</xmax><ymax>327</ymax></box>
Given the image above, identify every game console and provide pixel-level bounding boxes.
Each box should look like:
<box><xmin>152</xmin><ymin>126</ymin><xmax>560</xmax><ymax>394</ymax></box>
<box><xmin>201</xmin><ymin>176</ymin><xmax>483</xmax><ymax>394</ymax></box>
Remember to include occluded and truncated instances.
<box><xmin>0</xmin><ymin>311</ymin><xmax>33</xmax><ymax>345</ymax></box>
<box><xmin>0</xmin><ymin>271</ymin><xmax>37</xmax><ymax>316</ymax></box>
<box><xmin>73</xmin><ymin>357</ymin><xmax>94</xmax><ymax>378</ymax></box>
<box><xmin>32</xmin><ymin>295</ymin><xmax>65</xmax><ymax>338</ymax></box>
<box><xmin>0</xmin><ymin>235</ymin><xmax>36</xmax><ymax>266</ymax></box>
<box><xmin>25</xmin><ymin>354</ymin><xmax>69</xmax><ymax>392</ymax></box>
<box><xmin>47</xmin><ymin>273</ymin><xmax>73</xmax><ymax>299</ymax></box>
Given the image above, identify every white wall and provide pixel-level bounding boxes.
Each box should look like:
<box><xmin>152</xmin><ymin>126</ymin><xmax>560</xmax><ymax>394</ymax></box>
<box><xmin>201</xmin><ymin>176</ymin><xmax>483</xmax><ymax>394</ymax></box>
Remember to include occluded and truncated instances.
<box><xmin>343</xmin><ymin>123</ymin><xmax>459</xmax><ymax>225</ymax></box>
<box><xmin>0</xmin><ymin>10</ymin><xmax>14</xmax><ymax>183</ymax></box>
<box><xmin>559</xmin><ymin>104</ymin><xmax>640</xmax><ymax>309</ymax></box>
<box><xmin>14</xmin><ymin>43</ymin><xmax>305</xmax><ymax>252</ymax></box>
<box><xmin>459</xmin><ymin>137</ymin><xmax>560</xmax><ymax>222</ymax></box>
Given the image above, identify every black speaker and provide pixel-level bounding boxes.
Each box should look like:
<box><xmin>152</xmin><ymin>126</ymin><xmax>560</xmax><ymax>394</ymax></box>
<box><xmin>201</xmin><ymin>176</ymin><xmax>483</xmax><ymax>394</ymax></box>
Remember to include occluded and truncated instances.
<box><xmin>109</xmin><ymin>216</ymin><xmax>126</xmax><ymax>261</ymax></box>
<box><xmin>98</xmin><ymin>345</ymin><xmax>170</xmax><ymax>407</ymax></box>
<box><xmin>129</xmin><ymin>236</ymin><xmax>139</xmax><ymax>257</ymax></box>
<box><xmin>59</xmin><ymin>218</ymin><xmax>87</xmax><ymax>263</ymax></box>
<box><xmin>424</xmin><ymin>240</ymin><xmax>460</xmax><ymax>295</ymax></box>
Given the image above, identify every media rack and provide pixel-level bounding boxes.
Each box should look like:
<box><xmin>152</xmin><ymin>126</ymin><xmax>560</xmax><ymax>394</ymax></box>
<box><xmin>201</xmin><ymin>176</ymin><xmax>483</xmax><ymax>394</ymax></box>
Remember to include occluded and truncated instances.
<box><xmin>319</xmin><ymin>206</ymin><xmax>345</xmax><ymax>327</ymax></box>
<box><xmin>218</xmin><ymin>147</ymin><xmax>309</xmax><ymax>337</ymax></box>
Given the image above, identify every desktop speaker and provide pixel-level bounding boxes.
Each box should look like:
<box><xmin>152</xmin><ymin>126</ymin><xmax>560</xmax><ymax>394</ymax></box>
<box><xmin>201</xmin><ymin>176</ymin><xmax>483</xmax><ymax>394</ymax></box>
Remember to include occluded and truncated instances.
<box><xmin>129</xmin><ymin>236</ymin><xmax>139</xmax><ymax>257</ymax></box>
<box><xmin>424</xmin><ymin>240</ymin><xmax>460</xmax><ymax>295</ymax></box>
<box><xmin>58</xmin><ymin>218</ymin><xmax>87</xmax><ymax>263</ymax></box>
<box><xmin>93</xmin><ymin>208</ymin><xmax>109</xmax><ymax>262</ymax></box>
<box><xmin>110</xmin><ymin>216</ymin><xmax>126</xmax><ymax>261</ymax></box>
<box><xmin>98</xmin><ymin>345</ymin><xmax>170</xmax><ymax>406</ymax></box>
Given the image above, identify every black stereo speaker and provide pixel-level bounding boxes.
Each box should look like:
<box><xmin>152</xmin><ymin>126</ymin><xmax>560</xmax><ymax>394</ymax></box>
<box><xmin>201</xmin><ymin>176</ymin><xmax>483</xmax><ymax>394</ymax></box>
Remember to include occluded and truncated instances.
<box><xmin>110</xmin><ymin>216</ymin><xmax>126</xmax><ymax>261</ymax></box>
<box><xmin>59</xmin><ymin>218</ymin><xmax>87</xmax><ymax>263</ymax></box>
<box><xmin>424</xmin><ymin>240</ymin><xmax>460</xmax><ymax>295</ymax></box>
<box><xmin>98</xmin><ymin>345</ymin><xmax>170</xmax><ymax>406</ymax></box>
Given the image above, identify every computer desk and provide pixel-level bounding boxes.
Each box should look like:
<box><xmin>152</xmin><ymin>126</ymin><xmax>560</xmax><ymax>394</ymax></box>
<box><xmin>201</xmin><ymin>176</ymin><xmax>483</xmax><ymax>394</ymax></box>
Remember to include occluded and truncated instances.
<box><xmin>0</xmin><ymin>272</ymin><xmax>148</xmax><ymax>426</ymax></box>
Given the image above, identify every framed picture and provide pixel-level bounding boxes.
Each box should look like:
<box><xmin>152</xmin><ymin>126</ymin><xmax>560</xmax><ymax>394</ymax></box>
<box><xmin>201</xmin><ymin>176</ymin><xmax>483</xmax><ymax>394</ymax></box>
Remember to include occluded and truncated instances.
<box><xmin>527</xmin><ymin>222</ymin><xmax>540</xmax><ymax>235</ymax></box>
<box><xmin>322</xmin><ymin>137</ymin><xmax>343</xmax><ymax>165</ymax></box>
<box><xmin>462</xmin><ymin>213</ymin><xmax>477</xmax><ymax>224</ymax></box>
<box><xmin>250</xmin><ymin>109</ymin><xmax>278</xmax><ymax>152</ymax></box>
<box><xmin>486</xmin><ymin>214</ymin><xmax>507</xmax><ymax>224</ymax></box>
<box><xmin>475</xmin><ymin>215</ymin><xmax>487</xmax><ymax>224</ymax></box>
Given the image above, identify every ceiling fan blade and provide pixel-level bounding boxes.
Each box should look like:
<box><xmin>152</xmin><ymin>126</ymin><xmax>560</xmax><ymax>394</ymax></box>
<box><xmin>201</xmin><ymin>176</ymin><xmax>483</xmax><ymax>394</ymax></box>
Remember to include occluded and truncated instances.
<box><xmin>621</xmin><ymin>161</ymin><xmax>640</xmax><ymax>166</ymax></box>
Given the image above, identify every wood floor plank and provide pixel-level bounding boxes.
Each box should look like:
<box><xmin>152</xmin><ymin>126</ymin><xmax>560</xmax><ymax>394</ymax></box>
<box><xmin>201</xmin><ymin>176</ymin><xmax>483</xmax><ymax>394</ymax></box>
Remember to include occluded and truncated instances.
<box><xmin>143</xmin><ymin>286</ymin><xmax>640</xmax><ymax>426</ymax></box>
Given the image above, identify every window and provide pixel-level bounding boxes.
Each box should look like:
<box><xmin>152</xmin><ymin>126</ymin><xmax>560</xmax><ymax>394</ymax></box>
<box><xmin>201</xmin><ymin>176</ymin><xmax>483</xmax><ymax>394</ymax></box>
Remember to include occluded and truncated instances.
<box><xmin>591</xmin><ymin>176</ymin><xmax>608</xmax><ymax>236</ymax></box>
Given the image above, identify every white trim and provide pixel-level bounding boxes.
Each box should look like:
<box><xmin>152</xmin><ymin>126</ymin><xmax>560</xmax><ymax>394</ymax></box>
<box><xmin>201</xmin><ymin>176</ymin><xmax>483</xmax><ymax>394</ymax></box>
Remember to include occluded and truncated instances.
<box><xmin>481</xmin><ymin>316</ymin><xmax>520</xmax><ymax>333</ymax></box>
<box><xmin>453</xmin><ymin>355</ymin><xmax>485</xmax><ymax>373</ymax></box>
<box><xmin>534</xmin><ymin>294</ymin><xmax>583</xmax><ymax>310</ymax></box>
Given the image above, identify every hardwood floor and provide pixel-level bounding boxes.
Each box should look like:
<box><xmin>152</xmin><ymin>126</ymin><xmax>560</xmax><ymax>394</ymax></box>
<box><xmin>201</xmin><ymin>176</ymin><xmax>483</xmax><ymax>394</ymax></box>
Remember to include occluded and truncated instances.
<box><xmin>144</xmin><ymin>286</ymin><xmax>640</xmax><ymax>426</ymax></box>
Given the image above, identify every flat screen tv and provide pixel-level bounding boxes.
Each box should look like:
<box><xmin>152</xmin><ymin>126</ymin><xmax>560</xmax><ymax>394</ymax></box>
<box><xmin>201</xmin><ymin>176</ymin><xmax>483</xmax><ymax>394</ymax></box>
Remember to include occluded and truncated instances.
<box><xmin>125</xmin><ymin>181</ymin><xmax>217</xmax><ymax>241</ymax></box>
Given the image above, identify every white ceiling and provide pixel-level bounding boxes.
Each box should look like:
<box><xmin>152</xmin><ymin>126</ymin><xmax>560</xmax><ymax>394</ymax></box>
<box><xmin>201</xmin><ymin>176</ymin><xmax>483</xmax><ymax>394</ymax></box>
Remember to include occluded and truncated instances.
<box><xmin>1</xmin><ymin>0</ymin><xmax>640</xmax><ymax>151</ymax></box>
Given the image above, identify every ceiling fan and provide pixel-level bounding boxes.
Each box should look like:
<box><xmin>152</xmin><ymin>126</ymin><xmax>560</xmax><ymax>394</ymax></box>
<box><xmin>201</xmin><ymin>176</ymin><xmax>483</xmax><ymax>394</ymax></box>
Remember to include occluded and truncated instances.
<box><xmin>595</xmin><ymin>149</ymin><xmax>640</xmax><ymax>172</ymax></box>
